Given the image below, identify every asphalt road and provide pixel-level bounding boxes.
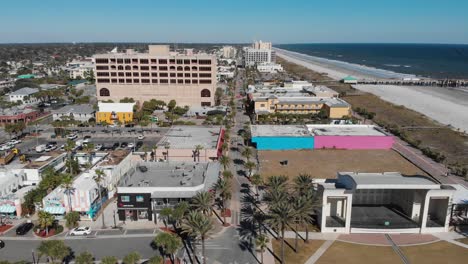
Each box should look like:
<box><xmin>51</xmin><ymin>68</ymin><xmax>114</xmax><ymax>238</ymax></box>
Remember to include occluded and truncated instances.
<box><xmin>0</xmin><ymin>236</ymin><xmax>157</xmax><ymax>262</ymax></box>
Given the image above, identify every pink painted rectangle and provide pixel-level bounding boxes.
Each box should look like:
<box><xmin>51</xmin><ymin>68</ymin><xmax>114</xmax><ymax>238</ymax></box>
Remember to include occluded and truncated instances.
<box><xmin>314</xmin><ymin>136</ymin><xmax>394</xmax><ymax>150</ymax></box>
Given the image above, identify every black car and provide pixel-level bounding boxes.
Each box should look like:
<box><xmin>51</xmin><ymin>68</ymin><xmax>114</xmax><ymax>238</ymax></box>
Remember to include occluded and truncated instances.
<box><xmin>15</xmin><ymin>222</ymin><xmax>34</xmax><ymax>235</ymax></box>
<box><xmin>120</xmin><ymin>142</ymin><xmax>128</xmax><ymax>148</ymax></box>
<box><xmin>112</xmin><ymin>143</ymin><xmax>120</xmax><ymax>150</ymax></box>
<box><xmin>0</xmin><ymin>240</ymin><xmax>4</xmax><ymax>249</ymax></box>
<box><xmin>84</xmin><ymin>135</ymin><xmax>92</xmax><ymax>139</ymax></box>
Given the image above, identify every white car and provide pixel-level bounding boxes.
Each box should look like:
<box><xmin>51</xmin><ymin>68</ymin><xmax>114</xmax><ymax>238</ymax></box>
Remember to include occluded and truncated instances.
<box><xmin>0</xmin><ymin>145</ymin><xmax>8</xmax><ymax>151</ymax></box>
<box><xmin>127</xmin><ymin>143</ymin><xmax>135</xmax><ymax>149</ymax></box>
<box><xmin>67</xmin><ymin>134</ymin><xmax>78</xmax><ymax>140</ymax></box>
<box><xmin>137</xmin><ymin>135</ymin><xmax>145</xmax><ymax>140</ymax></box>
<box><xmin>45</xmin><ymin>145</ymin><xmax>57</xmax><ymax>152</ymax></box>
<box><xmin>69</xmin><ymin>227</ymin><xmax>92</xmax><ymax>236</ymax></box>
<box><xmin>9</xmin><ymin>139</ymin><xmax>21</xmax><ymax>145</ymax></box>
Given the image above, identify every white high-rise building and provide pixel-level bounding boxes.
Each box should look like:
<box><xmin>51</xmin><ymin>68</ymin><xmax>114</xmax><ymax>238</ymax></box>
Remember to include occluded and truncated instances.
<box><xmin>252</xmin><ymin>40</ymin><xmax>272</xmax><ymax>50</ymax></box>
<box><xmin>222</xmin><ymin>46</ymin><xmax>237</xmax><ymax>59</ymax></box>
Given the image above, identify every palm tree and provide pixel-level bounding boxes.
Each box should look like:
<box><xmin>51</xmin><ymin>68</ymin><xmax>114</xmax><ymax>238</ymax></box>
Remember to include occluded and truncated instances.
<box><xmin>181</xmin><ymin>210</ymin><xmax>213</xmax><ymax>264</ymax></box>
<box><xmin>241</xmin><ymin>147</ymin><xmax>252</xmax><ymax>162</ymax></box>
<box><xmin>219</xmin><ymin>155</ymin><xmax>231</xmax><ymax>171</ymax></box>
<box><xmin>294</xmin><ymin>174</ymin><xmax>313</xmax><ymax>196</ymax></box>
<box><xmin>221</xmin><ymin>142</ymin><xmax>229</xmax><ymax>153</ymax></box>
<box><xmin>101</xmin><ymin>256</ymin><xmax>118</xmax><ymax>264</ymax></box>
<box><xmin>164</xmin><ymin>142</ymin><xmax>170</xmax><ymax>161</ymax></box>
<box><xmin>65</xmin><ymin>211</ymin><xmax>80</xmax><ymax>229</ymax></box>
<box><xmin>266</xmin><ymin>202</ymin><xmax>296</xmax><ymax>264</ymax></box>
<box><xmin>75</xmin><ymin>251</ymin><xmax>94</xmax><ymax>264</ymax></box>
<box><xmin>193</xmin><ymin>144</ymin><xmax>204</xmax><ymax>162</ymax></box>
<box><xmin>172</xmin><ymin>201</ymin><xmax>189</xmax><ymax>229</ymax></box>
<box><xmin>255</xmin><ymin>234</ymin><xmax>270</xmax><ymax>264</ymax></box>
<box><xmin>64</xmin><ymin>139</ymin><xmax>76</xmax><ymax>174</ymax></box>
<box><xmin>267</xmin><ymin>175</ymin><xmax>288</xmax><ymax>192</ymax></box>
<box><xmin>292</xmin><ymin>194</ymin><xmax>316</xmax><ymax>248</ymax></box>
<box><xmin>153</xmin><ymin>145</ymin><xmax>158</xmax><ymax>162</ymax></box>
<box><xmin>93</xmin><ymin>169</ymin><xmax>106</xmax><ymax>229</ymax></box>
<box><xmin>244</xmin><ymin>161</ymin><xmax>256</xmax><ymax>177</ymax></box>
<box><xmin>82</xmin><ymin>142</ymin><xmax>95</xmax><ymax>166</ymax></box>
<box><xmin>159</xmin><ymin>207</ymin><xmax>173</xmax><ymax>229</ymax></box>
<box><xmin>37</xmin><ymin>240</ymin><xmax>70</xmax><ymax>263</ymax></box>
<box><xmin>38</xmin><ymin>211</ymin><xmax>54</xmax><ymax>236</ymax></box>
<box><xmin>154</xmin><ymin>232</ymin><xmax>182</xmax><ymax>264</ymax></box>
<box><xmin>250</xmin><ymin>174</ymin><xmax>263</xmax><ymax>199</ymax></box>
<box><xmin>147</xmin><ymin>255</ymin><xmax>163</xmax><ymax>264</ymax></box>
<box><xmin>222</xmin><ymin>170</ymin><xmax>233</xmax><ymax>181</ymax></box>
<box><xmin>61</xmin><ymin>173</ymin><xmax>74</xmax><ymax>212</ymax></box>
<box><xmin>213</xmin><ymin>178</ymin><xmax>232</xmax><ymax>225</ymax></box>
<box><xmin>191</xmin><ymin>191</ymin><xmax>213</xmax><ymax>216</ymax></box>
<box><xmin>123</xmin><ymin>251</ymin><xmax>140</xmax><ymax>264</ymax></box>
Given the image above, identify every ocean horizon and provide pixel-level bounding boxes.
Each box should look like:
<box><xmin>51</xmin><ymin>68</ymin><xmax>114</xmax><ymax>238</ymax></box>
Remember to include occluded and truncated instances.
<box><xmin>275</xmin><ymin>43</ymin><xmax>468</xmax><ymax>79</ymax></box>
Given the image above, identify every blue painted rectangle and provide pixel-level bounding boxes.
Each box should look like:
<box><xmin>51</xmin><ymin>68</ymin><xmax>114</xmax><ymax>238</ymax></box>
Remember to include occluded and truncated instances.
<box><xmin>251</xmin><ymin>136</ymin><xmax>314</xmax><ymax>150</ymax></box>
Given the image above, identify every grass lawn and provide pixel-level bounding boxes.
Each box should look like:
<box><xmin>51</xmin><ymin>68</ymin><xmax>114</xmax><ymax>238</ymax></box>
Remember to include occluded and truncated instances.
<box><xmin>258</xmin><ymin>149</ymin><xmax>426</xmax><ymax>180</ymax></box>
<box><xmin>456</xmin><ymin>237</ymin><xmax>468</xmax><ymax>245</ymax></box>
<box><xmin>316</xmin><ymin>241</ymin><xmax>400</xmax><ymax>264</ymax></box>
<box><xmin>272</xmin><ymin>238</ymin><xmax>324</xmax><ymax>264</ymax></box>
<box><xmin>401</xmin><ymin>241</ymin><xmax>468</xmax><ymax>264</ymax></box>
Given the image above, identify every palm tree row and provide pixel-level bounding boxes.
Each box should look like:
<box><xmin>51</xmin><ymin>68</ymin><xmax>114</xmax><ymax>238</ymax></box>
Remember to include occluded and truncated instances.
<box><xmin>258</xmin><ymin>174</ymin><xmax>319</xmax><ymax>264</ymax></box>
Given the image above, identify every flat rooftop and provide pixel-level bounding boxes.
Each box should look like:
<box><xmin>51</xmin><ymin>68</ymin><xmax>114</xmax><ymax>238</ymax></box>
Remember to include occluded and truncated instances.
<box><xmin>251</xmin><ymin>125</ymin><xmax>310</xmax><ymax>137</ymax></box>
<box><xmin>119</xmin><ymin>161</ymin><xmax>220</xmax><ymax>198</ymax></box>
<box><xmin>97</xmin><ymin>150</ymin><xmax>130</xmax><ymax>166</ymax></box>
<box><xmin>157</xmin><ymin>126</ymin><xmax>222</xmax><ymax>149</ymax></box>
<box><xmin>338</xmin><ymin>172</ymin><xmax>439</xmax><ymax>189</ymax></box>
<box><xmin>307</xmin><ymin>125</ymin><xmax>388</xmax><ymax>136</ymax></box>
<box><xmin>251</xmin><ymin>125</ymin><xmax>389</xmax><ymax>137</ymax></box>
<box><xmin>23</xmin><ymin>152</ymin><xmax>66</xmax><ymax>169</ymax></box>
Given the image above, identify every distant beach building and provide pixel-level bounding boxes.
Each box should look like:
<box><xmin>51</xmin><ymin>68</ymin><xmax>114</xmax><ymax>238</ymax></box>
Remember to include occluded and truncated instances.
<box><xmin>244</xmin><ymin>41</ymin><xmax>276</xmax><ymax>67</ymax></box>
<box><xmin>257</xmin><ymin>62</ymin><xmax>283</xmax><ymax>73</ymax></box>
<box><xmin>341</xmin><ymin>76</ymin><xmax>358</xmax><ymax>84</ymax></box>
<box><xmin>222</xmin><ymin>46</ymin><xmax>237</xmax><ymax>59</ymax></box>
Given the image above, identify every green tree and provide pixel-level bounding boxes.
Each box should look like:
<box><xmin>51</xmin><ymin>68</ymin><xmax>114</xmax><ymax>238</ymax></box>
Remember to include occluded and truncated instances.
<box><xmin>193</xmin><ymin>144</ymin><xmax>204</xmax><ymax>162</ymax></box>
<box><xmin>167</xmin><ymin>99</ymin><xmax>177</xmax><ymax>112</ymax></box>
<box><xmin>244</xmin><ymin>161</ymin><xmax>256</xmax><ymax>177</ymax></box>
<box><xmin>65</xmin><ymin>211</ymin><xmax>81</xmax><ymax>229</ymax></box>
<box><xmin>255</xmin><ymin>234</ymin><xmax>270</xmax><ymax>264</ymax></box>
<box><xmin>75</xmin><ymin>251</ymin><xmax>94</xmax><ymax>264</ymax></box>
<box><xmin>37</xmin><ymin>240</ymin><xmax>70</xmax><ymax>263</ymax></box>
<box><xmin>100</xmin><ymin>256</ymin><xmax>118</xmax><ymax>264</ymax></box>
<box><xmin>123</xmin><ymin>252</ymin><xmax>141</xmax><ymax>264</ymax></box>
<box><xmin>93</xmin><ymin>169</ymin><xmax>106</xmax><ymax>228</ymax></box>
<box><xmin>293</xmin><ymin>194</ymin><xmax>316</xmax><ymax>247</ymax></box>
<box><xmin>214</xmin><ymin>178</ymin><xmax>232</xmax><ymax>225</ymax></box>
<box><xmin>181</xmin><ymin>211</ymin><xmax>213</xmax><ymax>264</ymax></box>
<box><xmin>191</xmin><ymin>191</ymin><xmax>213</xmax><ymax>216</ymax></box>
<box><xmin>159</xmin><ymin>207</ymin><xmax>173</xmax><ymax>229</ymax></box>
<box><xmin>38</xmin><ymin>211</ymin><xmax>55</xmax><ymax>236</ymax></box>
<box><xmin>219</xmin><ymin>155</ymin><xmax>231</xmax><ymax>171</ymax></box>
<box><xmin>147</xmin><ymin>255</ymin><xmax>163</xmax><ymax>264</ymax></box>
<box><xmin>154</xmin><ymin>232</ymin><xmax>182</xmax><ymax>263</ymax></box>
<box><xmin>241</xmin><ymin>147</ymin><xmax>252</xmax><ymax>162</ymax></box>
<box><xmin>294</xmin><ymin>174</ymin><xmax>313</xmax><ymax>196</ymax></box>
<box><xmin>83</xmin><ymin>142</ymin><xmax>95</xmax><ymax>165</ymax></box>
<box><xmin>222</xmin><ymin>170</ymin><xmax>233</xmax><ymax>181</ymax></box>
<box><xmin>250</xmin><ymin>174</ymin><xmax>263</xmax><ymax>199</ymax></box>
<box><xmin>61</xmin><ymin>173</ymin><xmax>74</xmax><ymax>212</ymax></box>
<box><xmin>172</xmin><ymin>201</ymin><xmax>189</xmax><ymax>229</ymax></box>
<box><xmin>266</xmin><ymin>202</ymin><xmax>296</xmax><ymax>264</ymax></box>
<box><xmin>64</xmin><ymin>139</ymin><xmax>76</xmax><ymax>174</ymax></box>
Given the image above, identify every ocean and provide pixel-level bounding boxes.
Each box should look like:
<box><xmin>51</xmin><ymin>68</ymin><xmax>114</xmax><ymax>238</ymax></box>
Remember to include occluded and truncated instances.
<box><xmin>275</xmin><ymin>44</ymin><xmax>468</xmax><ymax>79</ymax></box>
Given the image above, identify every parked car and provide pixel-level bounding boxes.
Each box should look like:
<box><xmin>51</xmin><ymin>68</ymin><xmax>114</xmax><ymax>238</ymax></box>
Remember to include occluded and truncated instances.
<box><xmin>94</xmin><ymin>144</ymin><xmax>102</xmax><ymax>151</ymax></box>
<box><xmin>112</xmin><ymin>143</ymin><xmax>120</xmax><ymax>150</ymax></box>
<box><xmin>35</xmin><ymin>144</ymin><xmax>47</xmax><ymax>153</ymax></box>
<box><xmin>84</xmin><ymin>135</ymin><xmax>92</xmax><ymax>140</ymax></box>
<box><xmin>67</xmin><ymin>134</ymin><xmax>78</xmax><ymax>140</ymax></box>
<box><xmin>0</xmin><ymin>240</ymin><xmax>4</xmax><ymax>249</ymax></box>
<box><xmin>120</xmin><ymin>142</ymin><xmax>128</xmax><ymax>148</ymax></box>
<box><xmin>137</xmin><ymin>135</ymin><xmax>145</xmax><ymax>140</ymax></box>
<box><xmin>9</xmin><ymin>139</ymin><xmax>21</xmax><ymax>145</ymax></box>
<box><xmin>127</xmin><ymin>143</ymin><xmax>135</xmax><ymax>149</ymax></box>
<box><xmin>69</xmin><ymin>226</ymin><xmax>92</xmax><ymax>236</ymax></box>
<box><xmin>45</xmin><ymin>145</ymin><xmax>57</xmax><ymax>152</ymax></box>
<box><xmin>15</xmin><ymin>222</ymin><xmax>34</xmax><ymax>235</ymax></box>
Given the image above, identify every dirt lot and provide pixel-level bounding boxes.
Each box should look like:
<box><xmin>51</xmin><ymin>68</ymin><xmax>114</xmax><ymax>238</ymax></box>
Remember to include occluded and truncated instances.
<box><xmin>316</xmin><ymin>241</ymin><xmax>401</xmax><ymax>264</ymax></box>
<box><xmin>401</xmin><ymin>241</ymin><xmax>468</xmax><ymax>264</ymax></box>
<box><xmin>258</xmin><ymin>149</ymin><xmax>426</xmax><ymax>180</ymax></box>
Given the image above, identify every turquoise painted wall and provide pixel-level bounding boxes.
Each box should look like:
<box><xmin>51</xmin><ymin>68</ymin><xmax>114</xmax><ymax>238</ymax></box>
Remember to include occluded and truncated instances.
<box><xmin>251</xmin><ymin>136</ymin><xmax>314</xmax><ymax>150</ymax></box>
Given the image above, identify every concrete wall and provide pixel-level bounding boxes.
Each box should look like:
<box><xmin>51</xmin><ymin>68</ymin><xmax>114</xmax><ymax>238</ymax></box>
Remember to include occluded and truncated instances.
<box><xmin>314</xmin><ymin>136</ymin><xmax>394</xmax><ymax>150</ymax></box>
<box><xmin>251</xmin><ymin>136</ymin><xmax>314</xmax><ymax>151</ymax></box>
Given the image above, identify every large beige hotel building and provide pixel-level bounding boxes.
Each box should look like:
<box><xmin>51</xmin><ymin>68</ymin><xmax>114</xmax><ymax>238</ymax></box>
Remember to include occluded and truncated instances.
<box><xmin>94</xmin><ymin>45</ymin><xmax>217</xmax><ymax>106</ymax></box>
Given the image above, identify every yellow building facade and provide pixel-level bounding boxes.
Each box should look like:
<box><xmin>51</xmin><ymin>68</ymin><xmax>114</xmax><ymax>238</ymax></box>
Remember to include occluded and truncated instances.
<box><xmin>96</xmin><ymin>102</ymin><xmax>135</xmax><ymax>124</ymax></box>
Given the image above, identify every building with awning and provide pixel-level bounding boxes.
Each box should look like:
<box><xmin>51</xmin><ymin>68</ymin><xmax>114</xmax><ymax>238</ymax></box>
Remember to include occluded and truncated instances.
<box><xmin>43</xmin><ymin>206</ymin><xmax>66</xmax><ymax>215</ymax></box>
<box><xmin>0</xmin><ymin>186</ymin><xmax>36</xmax><ymax>217</ymax></box>
<box><xmin>0</xmin><ymin>204</ymin><xmax>16</xmax><ymax>214</ymax></box>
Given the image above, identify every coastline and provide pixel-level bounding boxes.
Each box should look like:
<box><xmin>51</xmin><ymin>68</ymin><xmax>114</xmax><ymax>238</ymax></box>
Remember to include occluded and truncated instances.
<box><xmin>275</xmin><ymin>48</ymin><xmax>468</xmax><ymax>132</ymax></box>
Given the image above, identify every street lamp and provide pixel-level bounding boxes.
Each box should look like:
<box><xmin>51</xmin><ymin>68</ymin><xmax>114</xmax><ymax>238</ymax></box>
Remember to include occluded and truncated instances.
<box><xmin>32</xmin><ymin>249</ymin><xmax>36</xmax><ymax>264</ymax></box>
<box><xmin>113</xmin><ymin>209</ymin><xmax>117</xmax><ymax>229</ymax></box>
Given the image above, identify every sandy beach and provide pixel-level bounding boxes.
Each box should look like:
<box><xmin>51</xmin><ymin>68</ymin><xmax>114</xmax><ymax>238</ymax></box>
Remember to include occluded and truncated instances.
<box><xmin>276</xmin><ymin>48</ymin><xmax>468</xmax><ymax>132</ymax></box>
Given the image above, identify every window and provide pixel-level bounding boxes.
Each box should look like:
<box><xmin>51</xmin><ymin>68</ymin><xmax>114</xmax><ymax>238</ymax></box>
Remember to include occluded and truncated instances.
<box><xmin>260</xmin><ymin>104</ymin><xmax>266</xmax><ymax>107</ymax></box>
<box><xmin>97</xmin><ymin>79</ymin><xmax>110</xmax><ymax>83</ymax></box>
<box><xmin>126</xmin><ymin>72</ymin><xmax>132</xmax><ymax>77</ymax></box>
<box><xmin>97</xmin><ymin>72</ymin><xmax>110</xmax><ymax>76</ymax></box>
<box><xmin>177</xmin><ymin>66</ymin><xmax>183</xmax><ymax>71</ymax></box>
<box><xmin>201</xmin><ymin>89</ymin><xmax>211</xmax><ymax>97</ymax></box>
<box><xmin>136</xmin><ymin>195</ymin><xmax>144</xmax><ymax>202</ymax></box>
<box><xmin>118</xmin><ymin>72</ymin><xmax>124</xmax><ymax>77</ymax></box>
<box><xmin>99</xmin><ymin>88</ymin><xmax>110</xmax><ymax>96</ymax></box>
<box><xmin>132</xmin><ymin>59</ymin><xmax>138</xmax><ymax>63</ymax></box>
<box><xmin>133</xmin><ymin>65</ymin><xmax>139</xmax><ymax>70</ymax></box>
<box><xmin>170</xmin><ymin>73</ymin><xmax>176</xmax><ymax>77</ymax></box>
<box><xmin>160</xmin><ymin>79</ymin><xmax>168</xmax><ymax>84</ymax></box>
<box><xmin>170</xmin><ymin>79</ymin><xmax>176</xmax><ymax>84</ymax></box>
<box><xmin>169</xmin><ymin>59</ymin><xmax>175</xmax><ymax>64</ymax></box>
<box><xmin>176</xmin><ymin>59</ymin><xmax>183</xmax><ymax>64</ymax></box>
<box><xmin>177</xmin><ymin>73</ymin><xmax>183</xmax><ymax>77</ymax></box>
<box><xmin>133</xmin><ymin>79</ymin><xmax>140</xmax><ymax>83</ymax></box>
<box><xmin>170</xmin><ymin>66</ymin><xmax>175</xmax><ymax>71</ymax></box>
<box><xmin>140</xmin><ymin>59</ymin><xmax>149</xmax><ymax>64</ymax></box>
<box><xmin>184</xmin><ymin>59</ymin><xmax>190</xmax><ymax>64</ymax></box>
<box><xmin>142</xmin><ymin>79</ymin><xmax>150</xmax><ymax>83</ymax></box>
<box><xmin>158</xmin><ymin>59</ymin><xmax>167</xmax><ymax>64</ymax></box>
<box><xmin>185</xmin><ymin>79</ymin><xmax>191</xmax><ymax>84</ymax></box>
<box><xmin>200</xmin><ymin>80</ymin><xmax>212</xmax><ymax>84</ymax></box>
<box><xmin>133</xmin><ymin>72</ymin><xmax>139</xmax><ymax>77</ymax></box>
<box><xmin>184</xmin><ymin>66</ymin><xmax>190</xmax><ymax>71</ymax></box>
<box><xmin>185</xmin><ymin>73</ymin><xmax>190</xmax><ymax>77</ymax></box>
<box><xmin>96</xmin><ymin>59</ymin><xmax>109</xmax><ymax>64</ymax></box>
<box><xmin>141</xmin><ymin>66</ymin><xmax>149</xmax><ymax>71</ymax></box>
<box><xmin>151</xmin><ymin>66</ymin><xmax>157</xmax><ymax>70</ymax></box>
<box><xmin>192</xmin><ymin>79</ymin><xmax>198</xmax><ymax>84</ymax></box>
<box><xmin>125</xmin><ymin>59</ymin><xmax>131</xmax><ymax>64</ymax></box>
<box><xmin>191</xmin><ymin>66</ymin><xmax>198</xmax><ymax>71</ymax></box>
<box><xmin>111</xmin><ymin>72</ymin><xmax>117</xmax><ymax>76</ymax></box>
<box><xmin>159</xmin><ymin>66</ymin><xmax>168</xmax><ymax>71</ymax></box>
<box><xmin>150</xmin><ymin>59</ymin><xmax>157</xmax><ymax>64</ymax></box>
<box><xmin>201</xmin><ymin>102</ymin><xmax>211</xmax><ymax>106</ymax></box>
<box><xmin>96</xmin><ymin>66</ymin><xmax>108</xmax><ymax>70</ymax></box>
<box><xmin>199</xmin><ymin>73</ymin><xmax>211</xmax><ymax>78</ymax></box>
<box><xmin>111</xmin><ymin>79</ymin><xmax>118</xmax><ymax>83</ymax></box>
<box><xmin>192</xmin><ymin>73</ymin><xmax>198</xmax><ymax>77</ymax></box>
<box><xmin>199</xmin><ymin>67</ymin><xmax>211</xmax><ymax>71</ymax></box>
<box><xmin>199</xmin><ymin>59</ymin><xmax>212</xmax><ymax>65</ymax></box>
<box><xmin>121</xmin><ymin>196</ymin><xmax>130</xmax><ymax>202</ymax></box>
<box><xmin>125</xmin><ymin>65</ymin><xmax>131</xmax><ymax>70</ymax></box>
<box><xmin>118</xmin><ymin>66</ymin><xmax>123</xmax><ymax>70</ymax></box>
<box><xmin>191</xmin><ymin>59</ymin><xmax>197</xmax><ymax>63</ymax></box>
<box><xmin>152</xmin><ymin>79</ymin><xmax>158</xmax><ymax>83</ymax></box>
<box><xmin>160</xmin><ymin>73</ymin><xmax>168</xmax><ymax>77</ymax></box>
<box><xmin>126</xmin><ymin>79</ymin><xmax>132</xmax><ymax>83</ymax></box>
<box><xmin>117</xmin><ymin>59</ymin><xmax>123</xmax><ymax>64</ymax></box>
<box><xmin>151</xmin><ymin>72</ymin><xmax>158</xmax><ymax>77</ymax></box>
<box><xmin>141</xmin><ymin>72</ymin><xmax>150</xmax><ymax>77</ymax></box>
<box><xmin>177</xmin><ymin>79</ymin><xmax>183</xmax><ymax>83</ymax></box>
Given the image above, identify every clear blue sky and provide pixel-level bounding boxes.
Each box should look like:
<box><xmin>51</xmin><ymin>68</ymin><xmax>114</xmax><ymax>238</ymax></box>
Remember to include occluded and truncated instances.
<box><xmin>1</xmin><ymin>0</ymin><xmax>467</xmax><ymax>44</ymax></box>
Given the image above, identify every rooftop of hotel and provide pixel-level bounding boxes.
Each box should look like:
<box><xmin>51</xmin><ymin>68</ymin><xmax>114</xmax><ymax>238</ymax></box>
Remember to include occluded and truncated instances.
<box><xmin>251</xmin><ymin>124</ymin><xmax>390</xmax><ymax>137</ymax></box>
<box><xmin>94</xmin><ymin>45</ymin><xmax>213</xmax><ymax>58</ymax></box>
<box><xmin>306</xmin><ymin>124</ymin><xmax>388</xmax><ymax>136</ymax></box>
<box><xmin>119</xmin><ymin>161</ymin><xmax>220</xmax><ymax>198</ymax></box>
<box><xmin>157</xmin><ymin>126</ymin><xmax>222</xmax><ymax>149</ymax></box>
<box><xmin>251</xmin><ymin>125</ymin><xmax>311</xmax><ymax>137</ymax></box>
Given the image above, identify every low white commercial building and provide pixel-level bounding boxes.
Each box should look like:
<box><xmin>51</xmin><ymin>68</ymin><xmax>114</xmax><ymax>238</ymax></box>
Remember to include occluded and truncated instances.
<box><xmin>8</xmin><ymin>87</ymin><xmax>39</xmax><ymax>104</ymax></box>
<box><xmin>9</xmin><ymin>152</ymin><xmax>67</xmax><ymax>186</ymax></box>
<box><xmin>257</xmin><ymin>63</ymin><xmax>283</xmax><ymax>73</ymax></box>
<box><xmin>52</xmin><ymin>104</ymin><xmax>96</xmax><ymax>122</ymax></box>
<box><xmin>317</xmin><ymin>172</ymin><xmax>456</xmax><ymax>234</ymax></box>
<box><xmin>67</xmin><ymin>59</ymin><xmax>95</xmax><ymax>79</ymax></box>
